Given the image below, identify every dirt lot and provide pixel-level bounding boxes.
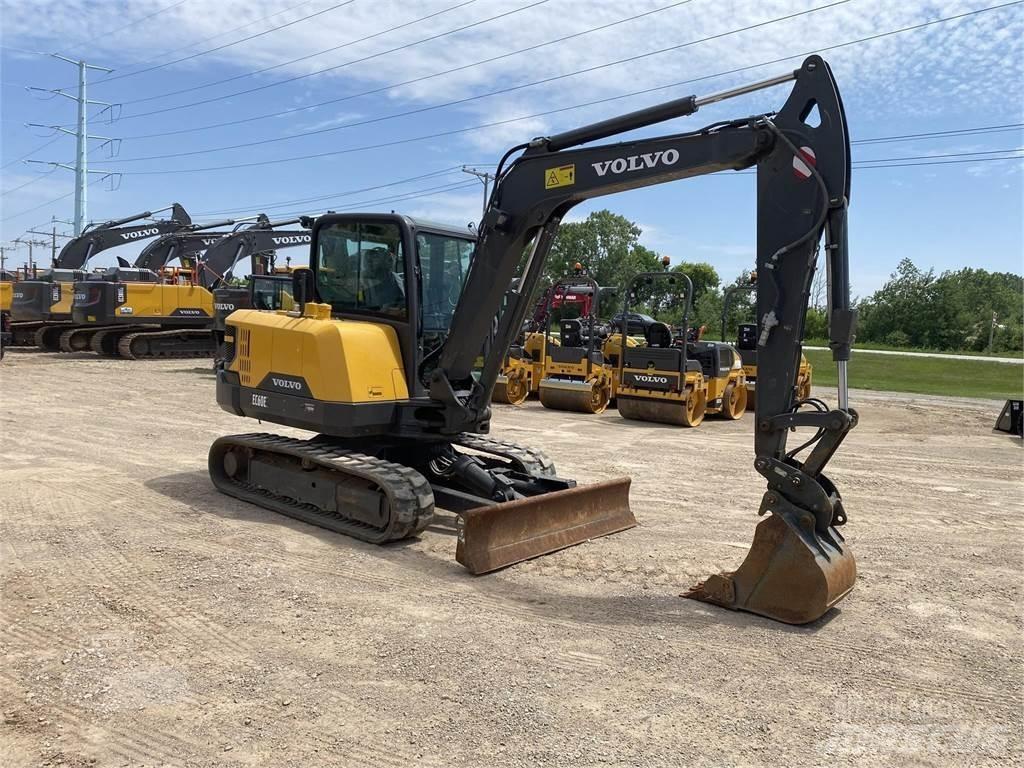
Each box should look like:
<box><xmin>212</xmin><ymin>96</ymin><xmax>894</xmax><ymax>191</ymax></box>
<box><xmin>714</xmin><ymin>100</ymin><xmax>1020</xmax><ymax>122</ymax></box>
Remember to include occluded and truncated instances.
<box><xmin>1</xmin><ymin>349</ymin><xmax>1021</xmax><ymax>767</ymax></box>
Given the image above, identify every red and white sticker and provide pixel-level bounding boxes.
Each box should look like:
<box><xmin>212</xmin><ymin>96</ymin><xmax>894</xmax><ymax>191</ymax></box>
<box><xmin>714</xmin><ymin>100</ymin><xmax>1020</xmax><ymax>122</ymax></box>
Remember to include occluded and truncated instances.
<box><xmin>792</xmin><ymin>146</ymin><xmax>816</xmax><ymax>180</ymax></box>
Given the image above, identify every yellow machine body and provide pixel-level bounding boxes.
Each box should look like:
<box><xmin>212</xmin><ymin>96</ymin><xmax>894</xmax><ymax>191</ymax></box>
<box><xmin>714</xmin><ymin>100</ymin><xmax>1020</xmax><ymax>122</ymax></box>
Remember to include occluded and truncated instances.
<box><xmin>493</xmin><ymin>332</ymin><xmax>557</xmax><ymax>405</ymax></box>
<box><xmin>0</xmin><ymin>280</ymin><xmax>11</xmax><ymax>312</ymax></box>
<box><xmin>225</xmin><ymin>305</ymin><xmax>409</xmax><ymax>405</ymax></box>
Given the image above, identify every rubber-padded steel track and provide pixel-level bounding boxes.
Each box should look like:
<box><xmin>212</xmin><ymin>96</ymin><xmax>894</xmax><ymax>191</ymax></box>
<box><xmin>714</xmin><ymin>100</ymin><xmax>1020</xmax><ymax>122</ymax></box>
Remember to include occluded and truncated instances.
<box><xmin>452</xmin><ymin>433</ymin><xmax>557</xmax><ymax>477</ymax></box>
<box><xmin>118</xmin><ymin>329</ymin><xmax>217</xmax><ymax>359</ymax></box>
<box><xmin>210</xmin><ymin>432</ymin><xmax>435</xmax><ymax>543</ymax></box>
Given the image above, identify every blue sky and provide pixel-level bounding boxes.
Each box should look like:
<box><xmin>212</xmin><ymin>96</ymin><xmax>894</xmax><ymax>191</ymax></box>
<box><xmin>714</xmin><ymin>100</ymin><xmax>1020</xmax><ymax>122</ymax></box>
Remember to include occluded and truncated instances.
<box><xmin>1</xmin><ymin>0</ymin><xmax>1022</xmax><ymax>297</ymax></box>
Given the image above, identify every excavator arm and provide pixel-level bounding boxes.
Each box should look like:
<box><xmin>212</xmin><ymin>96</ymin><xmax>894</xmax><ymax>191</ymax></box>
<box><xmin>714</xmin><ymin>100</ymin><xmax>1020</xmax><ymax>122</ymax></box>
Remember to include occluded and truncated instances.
<box><xmin>199</xmin><ymin>217</ymin><xmax>312</xmax><ymax>287</ymax></box>
<box><xmin>132</xmin><ymin>218</ymin><xmax>238</xmax><ymax>272</ymax></box>
<box><xmin>53</xmin><ymin>203</ymin><xmax>194</xmax><ymax>269</ymax></box>
<box><xmin>432</xmin><ymin>56</ymin><xmax>856</xmax><ymax>623</ymax></box>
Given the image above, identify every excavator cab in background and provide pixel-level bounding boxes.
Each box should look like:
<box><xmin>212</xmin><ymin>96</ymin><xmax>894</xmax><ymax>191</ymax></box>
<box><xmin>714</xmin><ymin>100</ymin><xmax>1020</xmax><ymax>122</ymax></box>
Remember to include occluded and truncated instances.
<box><xmin>722</xmin><ymin>275</ymin><xmax>813</xmax><ymax>405</ymax></box>
<box><xmin>10</xmin><ymin>204</ymin><xmax>194</xmax><ymax>350</ymax></box>
<box><xmin>537</xmin><ymin>276</ymin><xmax>616</xmax><ymax>413</ymax></box>
<box><xmin>211</xmin><ymin>56</ymin><xmax>857</xmax><ymax>625</ymax></box>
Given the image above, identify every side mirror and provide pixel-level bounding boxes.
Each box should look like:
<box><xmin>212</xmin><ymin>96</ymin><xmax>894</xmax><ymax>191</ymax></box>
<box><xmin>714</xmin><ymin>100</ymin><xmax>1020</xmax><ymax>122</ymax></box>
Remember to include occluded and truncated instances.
<box><xmin>292</xmin><ymin>267</ymin><xmax>316</xmax><ymax>313</ymax></box>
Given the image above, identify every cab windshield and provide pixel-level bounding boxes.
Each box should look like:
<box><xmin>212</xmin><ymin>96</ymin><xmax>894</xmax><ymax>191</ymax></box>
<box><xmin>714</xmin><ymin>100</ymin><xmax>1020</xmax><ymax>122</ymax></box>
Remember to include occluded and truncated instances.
<box><xmin>316</xmin><ymin>220</ymin><xmax>407</xmax><ymax>318</ymax></box>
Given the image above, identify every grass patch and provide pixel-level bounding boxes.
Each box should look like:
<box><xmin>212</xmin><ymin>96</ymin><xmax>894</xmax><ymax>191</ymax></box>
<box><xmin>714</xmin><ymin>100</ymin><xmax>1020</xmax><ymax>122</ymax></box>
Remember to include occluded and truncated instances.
<box><xmin>804</xmin><ymin>349</ymin><xmax>1023</xmax><ymax>400</ymax></box>
<box><xmin>803</xmin><ymin>339</ymin><xmax>1024</xmax><ymax>359</ymax></box>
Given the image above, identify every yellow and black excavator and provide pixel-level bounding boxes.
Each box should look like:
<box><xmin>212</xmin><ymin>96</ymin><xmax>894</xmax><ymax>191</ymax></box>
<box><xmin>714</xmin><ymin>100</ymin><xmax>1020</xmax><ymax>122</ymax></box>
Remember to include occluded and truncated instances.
<box><xmin>211</xmin><ymin>56</ymin><xmax>858</xmax><ymax>625</ymax></box>
<box><xmin>616</xmin><ymin>270</ymin><xmax>747</xmax><ymax>426</ymax></box>
<box><xmin>9</xmin><ymin>205</ymin><xmax>194</xmax><ymax>350</ymax></box>
<box><xmin>71</xmin><ymin>216</ymin><xmax>311</xmax><ymax>358</ymax></box>
<box><xmin>722</xmin><ymin>274</ymin><xmax>813</xmax><ymax>405</ymax></box>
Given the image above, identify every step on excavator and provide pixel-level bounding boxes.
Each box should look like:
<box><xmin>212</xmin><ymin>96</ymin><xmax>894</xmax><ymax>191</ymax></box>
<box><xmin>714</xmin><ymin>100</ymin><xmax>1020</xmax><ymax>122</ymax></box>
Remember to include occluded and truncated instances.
<box><xmin>722</xmin><ymin>274</ymin><xmax>813</xmax><ymax>405</ymax></box>
<box><xmin>210</xmin><ymin>56</ymin><xmax>857</xmax><ymax>624</ymax></box>
<box><xmin>617</xmin><ymin>271</ymin><xmax>747</xmax><ymax>426</ymax></box>
<box><xmin>9</xmin><ymin>205</ymin><xmax>194</xmax><ymax>350</ymax></box>
<box><xmin>209</xmin><ymin>216</ymin><xmax>313</xmax><ymax>360</ymax></box>
<box><xmin>63</xmin><ymin>220</ymin><xmax>237</xmax><ymax>353</ymax></box>
<box><xmin>72</xmin><ymin>217</ymin><xmax>311</xmax><ymax>359</ymax></box>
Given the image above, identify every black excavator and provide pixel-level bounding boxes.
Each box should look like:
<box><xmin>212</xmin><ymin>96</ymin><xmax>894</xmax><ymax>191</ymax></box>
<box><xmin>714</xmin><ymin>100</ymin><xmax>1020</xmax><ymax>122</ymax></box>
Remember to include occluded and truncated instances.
<box><xmin>211</xmin><ymin>56</ymin><xmax>857</xmax><ymax>625</ymax></box>
<box><xmin>9</xmin><ymin>205</ymin><xmax>194</xmax><ymax>350</ymax></box>
<box><xmin>208</xmin><ymin>216</ymin><xmax>313</xmax><ymax>359</ymax></box>
<box><xmin>62</xmin><ymin>219</ymin><xmax>237</xmax><ymax>353</ymax></box>
<box><xmin>69</xmin><ymin>217</ymin><xmax>309</xmax><ymax>359</ymax></box>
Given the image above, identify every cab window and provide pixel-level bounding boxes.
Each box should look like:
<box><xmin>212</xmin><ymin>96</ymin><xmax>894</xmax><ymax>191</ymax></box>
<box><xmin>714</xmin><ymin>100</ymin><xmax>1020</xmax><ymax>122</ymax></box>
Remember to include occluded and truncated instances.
<box><xmin>316</xmin><ymin>221</ymin><xmax>406</xmax><ymax>318</ymax></box>
<box><xmin>417</xmin><ymin>232</ymin><xmax>474</xmax><ymax>333</ymax></box>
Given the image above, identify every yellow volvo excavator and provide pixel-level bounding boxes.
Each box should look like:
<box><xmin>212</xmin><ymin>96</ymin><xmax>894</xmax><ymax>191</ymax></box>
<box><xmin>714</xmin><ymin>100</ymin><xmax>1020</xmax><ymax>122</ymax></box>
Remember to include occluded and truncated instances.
<box><xmin>0</xmin><ymin>269</ymin><xmax>13</xmax><ymax>358</ymax></box>
<box><xmin>211</xmin><ymin>56</ymin><xmax>858</xmax><ymax>625</ymax></box>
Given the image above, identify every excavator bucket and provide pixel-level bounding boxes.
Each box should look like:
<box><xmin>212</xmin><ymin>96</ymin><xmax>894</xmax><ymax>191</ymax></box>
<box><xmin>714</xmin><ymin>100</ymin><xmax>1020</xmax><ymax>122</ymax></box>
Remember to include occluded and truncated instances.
<box><xmin>685</xmin><ymin>503</ymin><xmax>856</xmax><ymax>625</ymax></box>
<box><xmin>456</xmin><ymin>478</ymin><xmax>634</xmax><ymax>574</ymax></box>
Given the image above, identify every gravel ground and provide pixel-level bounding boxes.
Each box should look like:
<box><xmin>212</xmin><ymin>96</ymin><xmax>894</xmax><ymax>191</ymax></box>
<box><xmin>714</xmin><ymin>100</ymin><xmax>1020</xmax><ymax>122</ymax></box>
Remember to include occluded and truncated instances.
<box><xmin>1</xmin><ymin>348</ymin><xmax>1021</xmax><ymax>767</ymax></box>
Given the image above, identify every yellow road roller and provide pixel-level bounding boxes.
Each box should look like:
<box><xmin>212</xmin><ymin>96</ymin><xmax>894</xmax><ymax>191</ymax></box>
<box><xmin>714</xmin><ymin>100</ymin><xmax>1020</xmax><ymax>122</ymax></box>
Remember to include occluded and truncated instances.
<box><xmin>617</xmin><ymin>271</ymin><xmax>746</xmax><ymax>426</ymax></box>
<box><xmin>537</xmin><ymin>275</ymin><xmax>616</xmax><ymax>414</ymax></box>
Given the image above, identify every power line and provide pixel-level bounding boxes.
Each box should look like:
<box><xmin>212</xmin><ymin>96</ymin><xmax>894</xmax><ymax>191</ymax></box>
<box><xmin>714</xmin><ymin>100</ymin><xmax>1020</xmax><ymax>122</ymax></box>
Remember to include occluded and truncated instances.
<box><xmin>125</xmin><ymin>0</ymin><xmax>481</xmax><ymax>105</ymax></box>
<box><xmin>0</xmin><ymin>134</ymin><xmax>62</xmax><ymax>169</ymax></box>
<box><xmin>91</xmin><ymin>0</ymin><xmax>1024</xmax><ymax>176</ymax></box>
<box><xmin>120</xmin><ymin>0</ymin><xmax>697</xmax><ymax>138</ymax></box>
<box><xmin>86</xmin><ymin>0</ymin><xmax>356</xmax><ymax>85</ymax></box>
<box><xmin>122</xmin><ymin>0</ymin><xmax>322</xmax><ymax>69</ymax></box>
<box><xmin>187</xmin><ymin>143</ymin><xmax>1024</xmax><ymax>220</ymax></box>
<box><xmin>0</xmin><ymin>165</ymin><xmax>58</xmax><ymax>198</ymax></box>
<box><xmin>114</xmin><ymin>0</ymin><xmax>553</xmax><ymax>119</ymax></box>
<box><xmin>105</xmin><ymin>0</ymin><xmax>1011</xmax><ymax>163</ymax></box>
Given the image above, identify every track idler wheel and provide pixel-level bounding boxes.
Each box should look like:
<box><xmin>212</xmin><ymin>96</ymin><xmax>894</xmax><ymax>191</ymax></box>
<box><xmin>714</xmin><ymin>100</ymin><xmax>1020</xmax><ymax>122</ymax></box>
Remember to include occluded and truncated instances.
<box><xmin>538</xmin><ymin>377</ymin><xmax>610</xmax><ymax>414</ymax></box>
<box><xmin>34</xmin><ymin>326</ymin><xmax>64</xmax><ymax>352</ymax></box>
<box><xmin>720</xmin><ymin>382</ymin><xmax>747</xmax><ymax>420</ymax></box>
<box><xmin>493</xmin><ymin>368</ymin><xmax>529</xmax><ymax>405</ymax></box>
<box><xmin>685</xmin><ymin>492</ymin><xmax>856</xmax><ymax>625</ymax></box>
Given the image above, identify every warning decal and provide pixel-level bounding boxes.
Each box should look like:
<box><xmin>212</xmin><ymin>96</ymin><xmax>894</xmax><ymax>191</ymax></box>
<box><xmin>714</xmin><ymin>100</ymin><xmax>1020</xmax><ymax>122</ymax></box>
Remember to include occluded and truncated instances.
<box><xmin>792</xmin><ymin>146</ymin><xmax>816</xmax><ymax>180</ymax></box>
<box><xmin>545</xmin><ymin>164</ymin><xmax>576</xmax><ymax>189</ymax></box>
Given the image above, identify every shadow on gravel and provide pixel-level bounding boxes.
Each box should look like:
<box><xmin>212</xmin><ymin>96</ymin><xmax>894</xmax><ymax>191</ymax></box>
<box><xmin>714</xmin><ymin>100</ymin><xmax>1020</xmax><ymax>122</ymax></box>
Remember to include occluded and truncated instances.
<box><xmin>146</xmin><ymin>469</ymin><xmax>838</xmax><ymax>635</ymax></box>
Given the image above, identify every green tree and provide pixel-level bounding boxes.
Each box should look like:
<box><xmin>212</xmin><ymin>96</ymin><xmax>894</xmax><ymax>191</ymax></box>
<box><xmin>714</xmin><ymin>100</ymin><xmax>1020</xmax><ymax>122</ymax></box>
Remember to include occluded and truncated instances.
<box><xmin>544</xmin><ymin>210</ymin><xmax>661</xmax><ymax>316</ymax></box>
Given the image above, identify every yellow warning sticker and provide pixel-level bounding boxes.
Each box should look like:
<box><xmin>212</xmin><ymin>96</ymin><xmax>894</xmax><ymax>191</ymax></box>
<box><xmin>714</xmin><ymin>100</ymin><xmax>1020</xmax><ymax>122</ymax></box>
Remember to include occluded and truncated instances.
<box><xmin>545</xmin><ymin>164</ymin><xmax>575</xmax><ymax>189</ymax></box>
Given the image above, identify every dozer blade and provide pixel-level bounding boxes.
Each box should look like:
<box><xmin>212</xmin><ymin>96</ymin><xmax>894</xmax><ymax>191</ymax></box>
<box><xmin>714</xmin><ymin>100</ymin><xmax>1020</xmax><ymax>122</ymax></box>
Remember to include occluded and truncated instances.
<box><xmin>685</xmin><ymin>508</ymin><xmax>856</xmax><ymax>625</ymax></box>
<box><xmin>456</xmin><ymin>478</ymin><xmax>634</xmax><ymax>574</ymax></box>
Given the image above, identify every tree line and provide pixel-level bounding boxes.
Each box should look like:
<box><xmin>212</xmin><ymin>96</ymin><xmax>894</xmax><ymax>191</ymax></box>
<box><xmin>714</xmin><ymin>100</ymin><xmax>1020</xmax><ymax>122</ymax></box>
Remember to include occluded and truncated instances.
<box><xmin>541</xmin><ymin>210</ymin><xmax>1023</xmax><ymax>353</ymax></box>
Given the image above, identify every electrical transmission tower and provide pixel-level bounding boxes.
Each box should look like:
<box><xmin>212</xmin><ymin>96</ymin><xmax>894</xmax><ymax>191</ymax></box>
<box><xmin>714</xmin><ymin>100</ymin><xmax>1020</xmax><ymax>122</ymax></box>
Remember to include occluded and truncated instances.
<box><xmin>25</xmin><ymin>54</ymin><xmax>120</xmax><ymax>236</ymax></box>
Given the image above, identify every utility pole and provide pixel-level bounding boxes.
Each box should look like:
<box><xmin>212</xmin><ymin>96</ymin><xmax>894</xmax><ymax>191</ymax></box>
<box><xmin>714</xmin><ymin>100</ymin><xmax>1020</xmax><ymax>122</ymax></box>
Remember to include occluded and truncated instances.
<box><xmin>461</xmin><ymin>166</ymin><xmax>496</xmax><ymax>219</ymax></box>
<box><xmin>25</xmin><ymin>55</ymin><xmax>117</xmax><ymax>235</ymax></box>
<box><xmin>26</xmin><ymin>227</ymin><xmax>73</xmax><ymax>264</ymax></box>
<box><xmin>12</xmin><ymin>238</ymin><xmax>48</xmax><ymax>272</ymax></box>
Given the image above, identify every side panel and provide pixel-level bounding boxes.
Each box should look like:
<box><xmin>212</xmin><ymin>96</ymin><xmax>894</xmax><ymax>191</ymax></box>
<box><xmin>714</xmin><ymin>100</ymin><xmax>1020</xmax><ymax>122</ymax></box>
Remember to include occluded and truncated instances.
<box><xmin>227</xmin><ymin>309</ymin><xmax>409</xmax><ymax>404</ymax></box>
<box><xmin>0</xmin><ymin>282</ymin><xmax>11</xmax><ymax>312</ymax></box>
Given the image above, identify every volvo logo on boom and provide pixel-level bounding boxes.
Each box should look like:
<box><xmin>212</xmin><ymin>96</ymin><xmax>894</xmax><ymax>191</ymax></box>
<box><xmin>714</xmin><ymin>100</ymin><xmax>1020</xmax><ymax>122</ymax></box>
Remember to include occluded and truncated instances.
<box><xmin>271</xmin><ymin>235</ymin><xmax>311</xmax><ymax>246</ymax></box>
<box><xmin>120</xmin><ymin>228</ymin><xmax>160</xmax><ymax>240</ymax></box>
<box><xmin>592</xmin><ymin>149</ymin><xmax>680</xmax><ymax>177</ymax></box>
